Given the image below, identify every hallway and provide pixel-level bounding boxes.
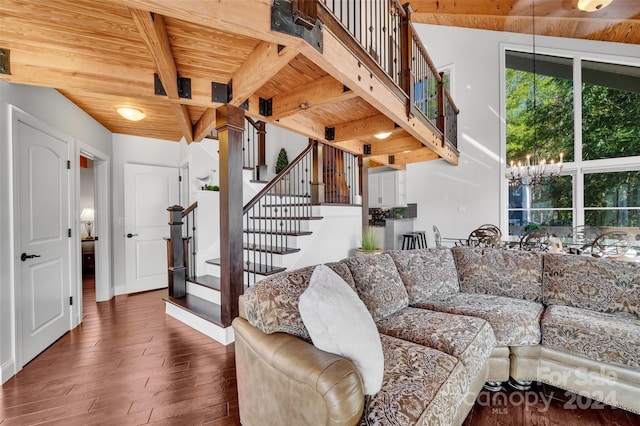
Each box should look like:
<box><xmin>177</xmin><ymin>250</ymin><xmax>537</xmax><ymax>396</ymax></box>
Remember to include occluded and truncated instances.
<box><xmin>0</xmin><ymin>278</ymin><xmax>239</xmax><ymax>425</ymax></box>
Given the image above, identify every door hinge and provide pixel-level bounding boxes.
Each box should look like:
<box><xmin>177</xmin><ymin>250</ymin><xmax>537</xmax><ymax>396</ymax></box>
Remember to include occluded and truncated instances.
<box><xmin>69</xmin><ymin>296</ymin><xmax>73</xmax><ymax>306</ymax></box>
<box><xmin>68</xmin><ymin>228</ymin><xmax>72</xmax><ymax>238</ymax></box>
<box><xmin>179</xmin><ymin>175</ymin><xmax>182</xmax><ymax>182</ymax></box>
<box><xmin>67</xmin><ymin>160</ymin><xmax>71</xmax><ymax>170</ymax></box>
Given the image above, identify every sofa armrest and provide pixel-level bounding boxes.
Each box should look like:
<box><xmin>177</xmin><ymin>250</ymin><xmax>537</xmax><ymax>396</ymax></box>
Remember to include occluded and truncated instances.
<box><xmin>232</xmin><ymin>317</ymin><xmax>364</xmax><ymax>426</ymax></box>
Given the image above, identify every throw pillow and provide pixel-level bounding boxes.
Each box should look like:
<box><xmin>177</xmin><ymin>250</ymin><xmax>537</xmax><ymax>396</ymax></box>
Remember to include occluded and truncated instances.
<box><xmin>299</xmin><ymin>264</ymin><xmax>384</xmax><ymax>395</ymax></box>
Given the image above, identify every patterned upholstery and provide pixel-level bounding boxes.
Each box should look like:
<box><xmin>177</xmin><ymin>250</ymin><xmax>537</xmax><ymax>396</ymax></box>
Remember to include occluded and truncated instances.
<box><xmin>359</xmin><ymin>334</ymin><xmax>467</xmax><ymax>426</ymax></box>
<box><xmin>386</xmin><ymin>248</ymin><xmax>460</xmax><ymax>305</ymax></box>
<box><xmin>414</xmin><ymin>293</ymin><xmax>544</xmax><ymax>346</ymax></box>
<box><xmin>543</xmin><ymin>253</ymin><xmax>640</xmax><ymax>317</ymax></box>
<box><xmin>542</xmin><ymin>305</ymin><xmax>640</xmax><ymax>369</ymax></box>
<box><xmin>344</xmin><ymin>253</ymin><xmax>409</xmax><ymax>321</ymax></box>
<box><xmin>376</xmin><ymin>307</ymin><xmax>496</xmax><ymax>381</ymax></box>
<box><xmin>452</xmin><ymin>247</ymin><xmax>544</xmax><ymax>302</ymax></box>
<box><xmin>242</xmin><ymin>263</ymin><xmax>357</xmax><ymax>341</ymax></box>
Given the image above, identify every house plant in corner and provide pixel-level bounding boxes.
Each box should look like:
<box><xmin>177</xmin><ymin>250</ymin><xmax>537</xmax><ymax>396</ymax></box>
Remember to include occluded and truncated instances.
<box><xmin>356</xmin><ymin>226</ymin><xmax>383</xmax><ymax>256</ymax></box>
<box><xmin>275</xmin><ymin>147</ymin><xmax>290</xmax><ymax>195</ymax></box>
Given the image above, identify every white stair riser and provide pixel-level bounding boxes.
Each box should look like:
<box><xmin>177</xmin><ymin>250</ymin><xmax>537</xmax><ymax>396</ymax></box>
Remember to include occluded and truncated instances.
<box><xmin>243</xmin><ymin>233</ymin><xmax>302</xmax><ymax>248</ymax></box>
<box><xmin>165</xmin><ymin>302</ymin><xmax>234</xmax><ymax>345</ymax></box>
<box><xmin>186</xmin><ymin>282</ymin><xmax>221</xmax><ymax>304</ymax></box>
<box><xmin>252</xmin><ymin>205</ymin><xmax>320</xmax><ymax>217</ymax></box>
<box><xmin>244</xmin><ymin>218</ymin><xmax>314</xmax><ymax>232</ymax></box>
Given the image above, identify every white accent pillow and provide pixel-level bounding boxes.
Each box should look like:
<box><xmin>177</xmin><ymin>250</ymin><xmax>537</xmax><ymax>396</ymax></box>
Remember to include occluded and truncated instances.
<box><xmin>299</xmin><ymin>264</ymin><xmax>384</xmax><ymax>395</ymax></box>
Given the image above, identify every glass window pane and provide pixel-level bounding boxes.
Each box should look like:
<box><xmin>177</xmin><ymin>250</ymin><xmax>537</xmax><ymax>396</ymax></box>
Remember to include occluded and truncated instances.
<box><xmin>506</xmin><ymin>52</ymin><xmax>574</xmax><ymax>164</ymax></box>
<box><xmin>509</xmin><ymin>176</ymin><xmax>573</xmax><ymax>209</ymax></box>
<box><xmin>582</xmin><ymin>61</ymin><xmax>640</xmax><ymax>161</ymax></box>
<box><xmin>585</xmin><ymin>209</ymin><xmax>640</xmax><ymax>227</ymax></box>
<box><xmin>584</xmin><ymin>170</ymin><xmax>640</xmax><ymax>208</ymax></box>
<box><xmin>508</xmin><ymin>210</ymin><xmax>573</xmax><ymax>236</ymax></box>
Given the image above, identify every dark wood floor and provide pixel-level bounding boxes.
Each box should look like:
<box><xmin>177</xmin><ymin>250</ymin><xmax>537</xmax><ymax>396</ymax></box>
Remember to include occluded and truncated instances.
<box><xmin>1</xmin><ymin>276</ymin><xmax>638</xmax><ymax>425</ymax></box>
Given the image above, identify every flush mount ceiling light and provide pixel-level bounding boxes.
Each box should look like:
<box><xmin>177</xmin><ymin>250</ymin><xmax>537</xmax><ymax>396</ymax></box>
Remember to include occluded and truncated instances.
<box><xmin>577</xmin><ymin>0</ymin><xmax>614</xmax><ymax>12</ymax></box>
<box><xmin>374</xmin><ymin>131</ymin><xmax>392</xmax><ymax>140</ymax></box>
<box><xmin>116</xmin><ymin>107</ymin><xmax>146</xmax><ymax>121</ymax></box>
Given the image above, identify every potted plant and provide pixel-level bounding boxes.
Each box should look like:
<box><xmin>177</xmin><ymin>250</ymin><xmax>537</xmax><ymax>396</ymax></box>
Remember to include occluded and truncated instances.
<box><xmin>275</xmin><ymin>147</ymin><xmax>290</xmax><ymax>195</ymax></box>
<box><xmin>356</xmin><ymin>226</ymin><xmax>383</xmax><ymax>256</ymax></box>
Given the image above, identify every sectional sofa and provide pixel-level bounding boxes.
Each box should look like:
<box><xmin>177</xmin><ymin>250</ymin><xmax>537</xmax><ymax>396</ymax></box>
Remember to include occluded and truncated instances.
<box><xmin>232</xmin><ymin>246</ymin><xmax>640</xmax><ymax>425</ymax></box>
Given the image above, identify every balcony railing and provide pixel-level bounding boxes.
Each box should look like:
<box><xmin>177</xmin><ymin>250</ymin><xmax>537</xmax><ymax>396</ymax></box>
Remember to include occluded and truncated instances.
<box><xmin>313</xmin><ymin>0</ymin><xmax>459</xmax><ymax>150</ymax></box>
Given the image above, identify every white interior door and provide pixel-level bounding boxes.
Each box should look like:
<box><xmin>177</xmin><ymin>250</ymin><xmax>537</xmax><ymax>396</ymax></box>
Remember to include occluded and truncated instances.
<box><xmin>17</xmin><ymin>118</ymin><xmax>71</xmax><ymax>365</ymax></box>
<box><xmin>124</xmin><ymin>164</ymin><xmax>179</xmax><ymax>293</ymax></box>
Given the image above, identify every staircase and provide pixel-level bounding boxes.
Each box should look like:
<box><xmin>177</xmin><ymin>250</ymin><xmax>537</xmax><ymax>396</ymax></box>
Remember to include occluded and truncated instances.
<box><xmin>165</xmin><ymin>137</ymin><xmax>362</xmax><ymax>345</ymax></box>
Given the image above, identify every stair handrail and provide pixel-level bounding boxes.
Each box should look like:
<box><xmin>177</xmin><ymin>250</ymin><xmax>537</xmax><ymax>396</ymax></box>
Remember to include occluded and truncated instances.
<box><xmin>182</xmin><ymin>201</ymin><xmax>198</xmax><ymax>217</ymax></box>
<box><xmin>243</xmin><ymin>140</ymin><xmax>314</xmax><ymax>214</ymax></box>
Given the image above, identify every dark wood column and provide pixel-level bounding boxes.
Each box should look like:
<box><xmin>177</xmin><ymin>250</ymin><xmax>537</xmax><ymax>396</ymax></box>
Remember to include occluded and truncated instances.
<box><xmin>216</xmin><ymin>104</ymin><xmax>245</xmax><ymax>326</ymax></box>
<box><xmin>359</xmin><ymin>156</ymin><xmax>369</xmax><ymax>229</ymax></box>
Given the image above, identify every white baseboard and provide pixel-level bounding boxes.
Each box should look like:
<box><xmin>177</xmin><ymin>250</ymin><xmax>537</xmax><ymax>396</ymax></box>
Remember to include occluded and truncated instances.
<box><xmin>164</xmin><ymin>302</ymin><xmax>234</xmax><ymax>345</ymax></box>
<box><xmin>1</xmin><ymin>358</ymin><xmax>16</xmax><ymax>384</ymax></box>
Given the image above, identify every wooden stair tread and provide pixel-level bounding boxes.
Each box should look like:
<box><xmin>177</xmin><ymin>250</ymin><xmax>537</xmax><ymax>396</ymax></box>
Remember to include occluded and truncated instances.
<box><xmin>187</xmin><ymin>274</ymin><xmax>220</xmax><ymax>291</ymax></box>
<box><xmin>262</xmin><ymin>203</ymin><xmax>314</xmax><ymax>207</ymax></box>
<box><xmin>250</xmin><ymin>179</ymin><xmax>270</xmax><ymax>184</ymax></box>
<box><xmin>243</xmin><ymin>244</ymin><xmax>300</xmax><ymax>254</ymax></box>
<box><xmin>244</xmin><ymin>229</ymin><xmax>313</xmax><ymax>236</ymax></box>
<box><xmin>164</xmin><ymin>294</ymin><xmax>224</xmax><ymax>327</ymax></box>
<box><xmin>206</xmin><ymin>258</ymin><xmax>286</xmax><ymax>276</ymax></box>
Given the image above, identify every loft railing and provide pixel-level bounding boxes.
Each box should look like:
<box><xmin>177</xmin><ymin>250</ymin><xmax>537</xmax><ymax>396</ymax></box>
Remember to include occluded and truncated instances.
<box><xmin>323</xmin><ymin>143</ymin><xmax>360</xmax><ymax>204</ymax></box>
<box><xmin>311</xmin><ymin>0</ymin><xmax>460</xmax><ymax>151</ymax></box>
<box><xmin>244</xmin><ymin>117</ymin><xmax>267</xmax><ymax>179</ymax></box>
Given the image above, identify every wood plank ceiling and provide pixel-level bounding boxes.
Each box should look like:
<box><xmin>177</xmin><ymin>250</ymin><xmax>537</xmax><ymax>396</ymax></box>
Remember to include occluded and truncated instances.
<box><xmin>1</xmin><ymin>0</ymin><xmax>638</xmax><ymax>168</ymax></box>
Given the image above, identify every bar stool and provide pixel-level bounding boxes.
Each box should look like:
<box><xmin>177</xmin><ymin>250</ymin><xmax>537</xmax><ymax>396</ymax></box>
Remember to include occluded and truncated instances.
<box><xmin>402</xmin><ymin>233</ymin><xmax>418</xmax><ymax>250</ymax></box>
<box><xmin>413</xmin><ymin>230</ymin><xmax>427</xmax><ymax>249</ymax></box>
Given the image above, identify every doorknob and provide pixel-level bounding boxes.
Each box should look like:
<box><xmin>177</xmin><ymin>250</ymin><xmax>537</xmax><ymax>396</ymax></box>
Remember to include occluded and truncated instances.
<box><xmin>21</xmin><ymin>253</ymin><xmax>41</xmax><ymax>261</ymax></box>
<box><xmin>126</xmin><ymin>233</ymin><xmax>139</xmax><ymax>238</ymax></box>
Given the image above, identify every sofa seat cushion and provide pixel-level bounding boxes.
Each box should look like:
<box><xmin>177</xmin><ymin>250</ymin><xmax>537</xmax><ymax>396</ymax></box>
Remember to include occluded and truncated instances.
<box><xmin>452</xmin><ymin>247</ymin><xmax>543</xmax><ymax>302</ymax></box>
<box><xmin>360</xmin><ymin>334</ymin><xmax>467</xmax><ymax>426</ymax></box>
<box><xmin>386</xmin><ymin>248</ymin><xmax>460</xmax><ymax>305</ymax></box>
<box><xmin>243</xmin><ymin>263</ymin><xmax>356</xmax><ymax>341</ymax></box>
<box><xmin>414</xmin><ymin>293</ymin><xmax>543</xmax><ymax>346</ymax></box>
<box><xmin>542</xmin><ymin>304</ymin><xmax>640</xmax><ymax>369</ymax></box>
<box><xmin>344</xmin><ymin>253</ymin><xmax>409</xmax><ymax>321</ymax></box>
<box><xmin>376</xmin><ymin>307</ymin><xmax>496</xmax><ymax>381</ymax></box>
<box><xmin>543</xmin><ymin>253</ymin><xmax>640</xmax><ymax>317</ymax></box>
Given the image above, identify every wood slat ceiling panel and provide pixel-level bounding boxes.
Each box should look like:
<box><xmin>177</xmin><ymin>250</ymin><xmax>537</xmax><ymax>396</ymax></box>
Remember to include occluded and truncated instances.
<box><xmin>258</xmin><ymin>55</ymin><xmax>328</xmax><ymax>98</ymax></box>
<box><xmin>60</xmin><ymin>90</ymin><xmax>183</xmax><ymax>141</ymax></box>
<box><xmin>188</xmin><ymin>106</ymin><xmax>208</xmax><ymax>126</ymax></box>
<box><xmin>164</xmin><ymin>17</ymin><xmax>261</xmax><ymax>81</ymax></box>
<box><xmin>299</xmin><ymin>97</ymin><xmax>378</xmax><ymax>126</ymax></box>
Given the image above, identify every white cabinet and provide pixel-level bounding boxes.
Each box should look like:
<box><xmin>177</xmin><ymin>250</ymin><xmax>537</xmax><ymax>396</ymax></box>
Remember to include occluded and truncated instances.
<box><xmin>369</xmin><ymin>171</ymin><xmax>406</xmax><ymax>207</ymax></box>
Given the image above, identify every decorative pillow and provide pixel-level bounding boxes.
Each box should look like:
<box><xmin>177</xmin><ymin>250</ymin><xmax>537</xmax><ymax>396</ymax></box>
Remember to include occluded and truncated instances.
<box><xmin>299</xmin><ymin>264</ymin><xmax>384</xmax><ymax>395</ymax></box>
<box><xmin>343</xmin><ymin>253</ymin><xmax>409</xmax><ymax>321</ymax></box>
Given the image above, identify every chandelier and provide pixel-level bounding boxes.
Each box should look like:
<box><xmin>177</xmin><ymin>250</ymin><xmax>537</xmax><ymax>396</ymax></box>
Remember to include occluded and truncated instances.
<box><xmin>508</xmin><ymin>0</ymin><xmax>564</xmax><ymax>188</ymax></box>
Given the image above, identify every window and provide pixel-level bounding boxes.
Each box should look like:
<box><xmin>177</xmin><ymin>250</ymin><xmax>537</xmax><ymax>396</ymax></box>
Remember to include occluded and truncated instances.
<box><xmin>585</xmin><ymin>170</ymin><xmax>640</xmax><ymax>227</ymax></box>
<box><xmin>504</xmin><ymin>48</ymin><xmax>640</xmax><ymax>236</ymax></box>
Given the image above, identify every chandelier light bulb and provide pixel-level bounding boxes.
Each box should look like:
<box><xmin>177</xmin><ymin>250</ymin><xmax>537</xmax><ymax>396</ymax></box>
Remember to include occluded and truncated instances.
<box><xmin>577</xmin><ymin>0</ymin><xmax>614</xmax><ymax>12</ymax></box>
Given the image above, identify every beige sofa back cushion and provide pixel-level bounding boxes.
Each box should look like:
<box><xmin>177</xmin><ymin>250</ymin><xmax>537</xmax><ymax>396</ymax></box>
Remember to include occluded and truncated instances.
<box><xmin>452</xmin><ymin>247</ymin><xmax>543</xmax><ymax>302</ymax></box>
<box><xmin>386</xmin><ymin>248</ymin><xmax>460</xmax><ymax>305</ymax></box>
<box><xmin>343</xmin><ymin>253</ymin><xmax>409</xmax><ymax>321</ymax></box>
<box><xmin>543</xmin><ymin>253</ymin><xmax>640</xmax><ymax>317</ymax></box>
<box><xmin>243</xmin><ymin>262</ymin><xmax>356</xmax><ymax>340</ymax></box>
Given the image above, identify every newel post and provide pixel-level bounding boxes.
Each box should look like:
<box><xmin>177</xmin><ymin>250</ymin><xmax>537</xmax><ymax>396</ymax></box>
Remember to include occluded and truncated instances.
<box><xmin>399</xmin><ymin>3</ymin><xmax>414</xmax><ymax>117</ymax></box>
<box><xmin>167</xmin><ymin>205</ymin><xmax>186</xmax><ymax>298</ymax></box>
<box><xmin>311</xmin><ymin>140</ymin><xmax>325</xmax><ymax>204</ymax></box>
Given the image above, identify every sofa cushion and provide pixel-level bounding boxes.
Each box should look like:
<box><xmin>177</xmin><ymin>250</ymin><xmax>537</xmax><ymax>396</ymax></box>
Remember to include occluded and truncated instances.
<box><xmin>386</xmin><ymin>248</ymin><xmax>460</xmax><ymax>304</ymax></box>
<box><xmin>376</xmin><ymin>307</ymin><xmax>495</xmax><ymax>381</ymax></box>
<box><xmin>299</xmin><ymin>265</ymin><xmax>383</xmax><ymax>395</ymax></box>
<box><xmin>360</xmin><ymin>334</ymin><xmax>467</xmax><ymax>426</ymax></box>
<box><xmin>414</xmin><ymin>293</ymin><xmax>543</xmax><ymax>346</ymax></box>
<box><xmin>543</xmin><ymin>253</ymin><xmax>640</xmax><ymax>318</ymax></box>
<box><xmin>243</xmin><ymin>263</ymin><xmax>357</xmax><ymax>341</ymax></box>
<box><xmin>542</xmin><ymin>304</ymin><xmax>640</xmax><ymax>369</ymax></box>
<box><xmin>343</xmin><ymin>253</ymin><xmax>409</xmax><ymax>321</ymax></box>
<box><xmin>452</xmin><ymin>247</ymin><xmax>543</xmax><ymax>302</ymax></box>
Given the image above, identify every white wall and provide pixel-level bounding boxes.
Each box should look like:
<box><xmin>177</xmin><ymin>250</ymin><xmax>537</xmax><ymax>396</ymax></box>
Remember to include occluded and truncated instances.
<box><xmin>408</xmin><ymin>25</ymin><xmax>640</xmax><ymax>246</ymax></box>
<box><xmin>111</xmin><ymin>134</ymin><xmax>184</xmax><ymax>295</ymax></box>
<box><xmin>0</xmin><ymin>81</ymin><xmax>112</xmax><ymax>383</ymax></box>
<box><xmin>263</xmin><ymin>124</ymin><xmax>309</xmax><ymax>180</ymax></box>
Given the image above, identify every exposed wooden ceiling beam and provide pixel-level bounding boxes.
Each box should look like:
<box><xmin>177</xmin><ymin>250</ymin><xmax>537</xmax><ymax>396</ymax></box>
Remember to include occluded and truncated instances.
<box><xmin>193</xmin><ymin>108</ymin><xmax>217</xmax><ymax>142</ymax></box>
<box><xmin>369</xmin><ymin>147</ymin><xmax>440</xmax><ymax>167</ymax></box>
<box><xmin>230</xmin><ymin>42</ymin><xmax>298</xmax><ymax>107</ymax></box>
<box><xmin>335</xmin><ymin>137</ymin><xmax>425</xmax><ymax>156</ymax></box>
<box><xmin>129</xmin><ymin>8</ymin><xmax>194</xmax><ymax>142</ymax></box>
<box><xmin>270</xmin><ymin>75</ymin><xmax>357</xmax><ymax>120</ymax></box>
